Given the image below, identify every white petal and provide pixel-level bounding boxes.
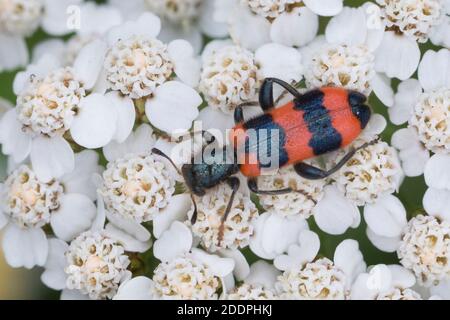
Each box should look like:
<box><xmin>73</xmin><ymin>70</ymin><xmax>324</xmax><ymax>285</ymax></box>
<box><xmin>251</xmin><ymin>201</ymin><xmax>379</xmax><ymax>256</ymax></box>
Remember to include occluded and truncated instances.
<box><xmin>42</xmin><ymin>0</ymin><xmax>83</xmax><ymax>36</ymax></box>
<box><xmin>103</xmin><ymin>124</ymin><xmax>156</xmax><ymax>162</ymax></box>
<box><xmin>190</xmin><ymin>248</ymin><xmax>235</xmax><ymax>277</ymax></box>
<box><xmin>0</xmin><ymin>34</ymin><xmax>28</xmax><ymax>71</ymax></box>
<box><xmin>249</xmin><ymin>213</ymin><xmax>276</xmax><ymax>259</ymax></box>
<box><xmin>363</xmin><ymin>195</ymin><xmax>407</xmax><ymax>238</ymax></box>
<box><xmin>334</xmin><ymin>239</ymin><xmax>366</xmax><ymax>287</ymax></box>
<box><xmin>218</xmin><ymin>249</ymin><xmax>249</xmax><ymax>281</ymax></box>
<box><xmin>270</xmin><ymin>7</ymin><xmax>318</xmax><ymax>48</ymax></box>
<box><xmin>145</xmin><ymin>81</ymin><xmax>201</xmax><ymax>133</ymax></box>
<box><xmin>366</xmin><ymin>227</ymin><xmax>400</xmax><ymax>253</ymax></box>
<box><xmin>159</xmin><ymin>22</ymin><xmax>203</xmax><ymax>55</ymax></box>
<box><xmin>41</xmin><ymin>238</ymin><xmax>68</xmax><ymax>290</ymax></box>
<box><xmin>2</xmin><ymin>224</ymin><xmax>48</xmax><ymax>269</ymax></box>
<box><xmin>32</xmin><ymin>39</ymin><xmax>66</xmax><ymax>64</ymax></box>
<box><xmin>261</xmin><ymin>214</ymin><xmax>308</xmax><ymax>258</ymax></box>
<box><xmin>168</xmin><ymin>40</ymin><xmax>201</xmax><ymax>87</ymax></box>
<box><xmin>304</xmin><ymin>0</ymin><xmax>343</xmax><ymax>16</ymax></box>
<box><xmin>313</xmin><ymin>185</ymin><xmax>360</xmax><ymax>235</ymax></box>
<box><xmin>366</xmin><ymin>264</ymin><xmax>392</xmax><ymax>292</ymax></box>
<box><xmin>30</xmin><ymin>136</ymin><xmax>75</xmax><ymax>183</ymax></box>
<box><xmin>198</xmin><ymin>0</ymin><xmax>229</xmax><ymax>38</ymax></box>
<box><xmin>71</xmin><ymin>94</ymin><xmax>117</xmax><ymax>148</ymax></box>
<box><xmin>107</xmin><ymin>12</ymin><xmax>161</xmax><ymax>46</ymax></box>
<box><xmin>430</xmin><ymin>279</ymin><xmax>450</xmax><ymax>300</ymax></box>
<box><xmin>105</xmin><ymin>210</ymin><xmax>151</xmax><ymax>242</ymax></box>
<box><xmin>423</xmin><ymin>188</ymin><xmax>450</xmax><ymax>222</ymax></box>
<box><xmin>274</xmin><ymin>230</ymin><xmax>320</xmax><ymax>271</ymax></box>
<box><xmin>0</xmin><ymin>211</ymin><xmax>7</xmax><ymax>230</ymax></box>
<box><xmin>60</xmin><ymin>289</ymin><xmax>89</xmax><ymax>300</ymax></box>
<box><xmin>153</xmin><ymin>194</ymin><xmax>191</xmax><ymax>239</ymax></box>
<box><xmin>391</xmin><ymin>127</ymin><xmax>429</xmax><ymax>177</ymax></box>
<box><xmin>0</xmin><ymin>109</ymin><xmax>32</xmax><ymax>163</ymax></box>
<box><xmin>105</xmin><ymin>92</ymin><xmax>135</xmax><ymax>143</ymax></box>
<box><xmin>418</xmin><ymin>49</ymin><xmax>450</xmax><ymax>92</ymax></box>
<box><xmin>325</xmin><ymin>7</ymin><xmax>367</xmax><ymax>46</ymax></box>
<box><xmin>104</xmin><ymin>223</ymin><xmax>152</xmax><ymax>253</ymax></box>
<box><xmin>374</xmin><ymin>32</ymin><xmax>420</xmax><ymax>80</ymax></box>
<box><xmin>255</xmin><ymin>43</ymin><xmax>303</xmax><ymax>82</ymax></box>
<box><xmin>388</xmin><ymin>264</ymin><xmax>415</xmax><ymax>289</ymax></box>
<box><xmin>201</xmin><ymin>39</ymin><xmax>234</xmax><ymax>63</ymax></box>
<box><xmin>371</xmin><ymin>73</ymin><xmax>394</xmax><ymax>107</ymax></box>
<box><xmin>229</xmin><ymin>4</ymin><xmax>271</xmax><ymax>51</ymax></box>
<box><xmin>61</xmin><ymin>150</ymin><xmax>101</xmax><ymax>201</ymax></box>
<box><xmin>197</xmin><ymin>107</ymin><xmax>235</xmax><ymax>142</ymax></box>
<box><xmin>429</xmin><ymin>16</ymin><xmax>450</xmax><ymax>48</ymax></box>
<box><xmin>51</xmin><ymin>193</ymin><xmax>96</xmax><ymax>241</ymax></box>
<box><xmin>424</xmin><ymin>154</ymin><xmax>450</xmax><ymax>190</ymax></box>
<box><xmin>78</xmin><ymin>2</ymin><xmax>122</xmax><ymax>36</ymax></box>
<box><xmin>350</xmin><ymin>273</ymin><xmax>378</xmax><ymax>300</ymax></box>
<box><xmin>245</xmin><ymin>261</ymin><xmax>280</xmax><ymax>290</ymax></box>
<box><xmin>13</xmin><ymin>54</ymin><xmax>61</xmax><ymax>95</ymax></box>
<box><xmin>153</xmin><ymin>221</ymin><xmax>192</xmax><ymax>262</ymax></box>
<box><xmin>362</xmin><ymin>113</ymin><xmax>387</xmax><ymax>139</ymax></box>
<box><xmin>114</xmin><ymin>277</ymin><xmax>154</xmax><ymax>300</ymax></box>
<box><xmin>388</xmin><ymin>79</ymin><xmax>422</xmax><ymax>125</ymax></box>
<box><xmin>73</xmin><ymin>39</ymin><xmax>107</xmax><ymax>90</ymax></box>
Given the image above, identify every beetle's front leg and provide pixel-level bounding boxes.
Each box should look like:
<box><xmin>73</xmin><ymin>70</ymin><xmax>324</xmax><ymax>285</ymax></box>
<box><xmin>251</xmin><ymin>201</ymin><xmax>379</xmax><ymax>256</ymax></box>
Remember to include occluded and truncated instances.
<box><xmin>294</xmin><ymin>139</ymin><xmax>380</xmax><ymax>180</ymax></box>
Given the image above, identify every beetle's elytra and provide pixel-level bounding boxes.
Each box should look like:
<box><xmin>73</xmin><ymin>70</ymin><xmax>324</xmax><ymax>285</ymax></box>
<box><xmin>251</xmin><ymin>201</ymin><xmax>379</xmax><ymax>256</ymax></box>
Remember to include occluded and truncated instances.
<box><xmin>153</xmin><ymin>77</ymin><xmax>376</xmax><ymax>243</ymax></box>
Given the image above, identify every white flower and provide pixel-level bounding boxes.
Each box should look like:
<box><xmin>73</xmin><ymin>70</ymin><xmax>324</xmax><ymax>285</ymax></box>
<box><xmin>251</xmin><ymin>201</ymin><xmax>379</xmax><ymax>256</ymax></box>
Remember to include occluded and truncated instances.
<box><xmin>397</xmin><ymin>214</ymin><xmax>450</xmax><ymax>287</ymax></box>
<box><xmin>199</xmin><ymin>45</ymin><xmax>260</xmax><ymax>114</ymax></box>
<box><xmin>351</xmin><ymin>264</ymin><xmax>422</xmax><ymax>300</ymax></box>
<box><xmin>331</xmin><ymin>140</ymin><xmax>403</xmax><ymax>206</ymax></box>
<box><xmin>114</xmin><ymin>221</ymin><xmax>235</xmax><ymax>300</ymax></box>
<box><xmin>69</xmin><ymin>13</ymin><xmax>203</xmax><ymax>136</ymax></box>
<box><xmin>0</xmin><ymin>0</ymin><xmax>85</xmax><ymax>72</ymax></box>
<box><xmin>304</xmin><ymin>43</ymin><xmax>375</xmax><ymax>96</ymax></box>
<box><xmin>64</xmin><ymin>231</ymin><xmax>132</xmax><ymax>300</ymax></box>
<box><xmin>373</xmin><ymin>0</ymin><xmax>446</xmax><ymax>80</ymax></box>
<box><xmin>98</xmin><ymin>124</ymin><xmax>192</xmax><ymax>242</ymax></box>
<box><xmin>197</xmin><ymin>40</ymin><xmax>302</xmax><ymax>132</ymax></box>
<box><xmin>257</xmin><ymin>165</ymin><xmax>325</xmax><ymax>219</ymax></box>
<box><xmin>323</xmin><ymin>5</ymin><xmax>395</xmax><ymax>105</ymax></box>
<box><xmin>274</xmin><ymin>231</ymin><xmax>366</xmax><ymax>299</ymax></box>
<box><xmin>0</xmin><ymin>53</ymin><xmax>129</xmax><ymax>180</ymax></box>
<box><xmin>187</xmin><ymin>183</ymin><xmax>258</xmax><ymax>252</ymax></box>
<box><xmin>0</xmin><ymin>150</ymin><xmax>100</xmax><ymax>269</ymax></box>
<box><xmin>225</xmin><ymin>260</ymin><xmax>280</xmax><ymax>300</ymax></box>
<box><xmin>390</xmin><ymin>49</ymin><xmax>450</xmax><ymax>177</ymax></box>
<box><xmin>215</xmin><ymin>0</ymin><xmax>343</xmax><ymax>50</ymax></box>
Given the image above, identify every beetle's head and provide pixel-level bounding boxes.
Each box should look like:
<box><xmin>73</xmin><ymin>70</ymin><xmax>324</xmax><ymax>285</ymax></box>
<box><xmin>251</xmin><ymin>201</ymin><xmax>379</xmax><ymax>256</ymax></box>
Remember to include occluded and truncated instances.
<box><xmin>349</xmin><ymin>91</ymin><xmax>371</xmax><ymax>129</ymax></box>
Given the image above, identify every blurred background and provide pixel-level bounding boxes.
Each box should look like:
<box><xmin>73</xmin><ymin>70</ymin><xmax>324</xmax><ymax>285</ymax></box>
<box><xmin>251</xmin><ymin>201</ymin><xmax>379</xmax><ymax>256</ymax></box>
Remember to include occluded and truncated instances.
<box><xmin>0</xmin><ymin>0</ymin><xmax>438</xmax><ymax>299</ymax></box>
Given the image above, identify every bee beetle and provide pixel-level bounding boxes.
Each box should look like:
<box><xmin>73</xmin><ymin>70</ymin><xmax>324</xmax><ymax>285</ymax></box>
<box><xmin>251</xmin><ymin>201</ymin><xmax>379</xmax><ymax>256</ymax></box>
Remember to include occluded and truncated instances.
<box><xmin>153</xmin><ymin>78</ymin><xmax>375</xmax><ymax>238</ymax></box>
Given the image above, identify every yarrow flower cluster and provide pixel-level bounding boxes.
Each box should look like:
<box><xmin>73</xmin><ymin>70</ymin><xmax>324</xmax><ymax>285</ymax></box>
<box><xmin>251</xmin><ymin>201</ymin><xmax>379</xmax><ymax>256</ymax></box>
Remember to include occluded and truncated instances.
<box><xmin>0</xmin><ymin>0</ymin><xmax>449</xmax><ymax>301</ymax></box>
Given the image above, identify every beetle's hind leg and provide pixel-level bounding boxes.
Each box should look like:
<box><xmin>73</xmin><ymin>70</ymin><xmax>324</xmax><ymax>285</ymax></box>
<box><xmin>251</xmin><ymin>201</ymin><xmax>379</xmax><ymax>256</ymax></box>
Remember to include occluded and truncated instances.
<box><xmin>260</xmin><ymin>78</ymin><xmax>301</xmax><ymax>110</ymax></box>
<box><xmin>218</xmin><ymin>177</ymin><xmax>241</xmax><ymax>245</ymax></box>
<box><xmin>294</xmin><ymin>138</ymin><xmax>380</xmax><ymax>180</ymax></box>
<box><xmin>247</xmin><ymin>177</ymin><xmax>317</xmax><ymax>204</ymax></box>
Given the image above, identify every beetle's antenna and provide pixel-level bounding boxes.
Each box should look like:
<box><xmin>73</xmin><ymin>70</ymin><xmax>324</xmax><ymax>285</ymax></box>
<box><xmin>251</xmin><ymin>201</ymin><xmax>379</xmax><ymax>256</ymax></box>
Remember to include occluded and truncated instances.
<box><xmin>151</xmin><ymin>147</ymin><xmax>199</xmax><ymax>224</ymax></box>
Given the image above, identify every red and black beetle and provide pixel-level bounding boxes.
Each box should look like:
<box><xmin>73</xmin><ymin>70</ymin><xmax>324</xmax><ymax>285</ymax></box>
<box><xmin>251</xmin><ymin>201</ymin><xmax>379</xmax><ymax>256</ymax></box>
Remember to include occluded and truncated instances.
<box><xmin>153</xmin><ymin>77</ymin><xmax>375</xmax><ymax>236</ymax></box>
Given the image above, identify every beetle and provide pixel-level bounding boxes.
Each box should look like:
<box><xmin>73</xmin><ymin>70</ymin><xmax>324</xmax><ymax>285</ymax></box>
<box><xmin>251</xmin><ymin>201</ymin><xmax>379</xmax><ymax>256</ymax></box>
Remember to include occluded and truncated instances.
<box><xmin>152</xmin><ymin>77</ymin><xmax>375</xmax><ymax>240</ymax></box>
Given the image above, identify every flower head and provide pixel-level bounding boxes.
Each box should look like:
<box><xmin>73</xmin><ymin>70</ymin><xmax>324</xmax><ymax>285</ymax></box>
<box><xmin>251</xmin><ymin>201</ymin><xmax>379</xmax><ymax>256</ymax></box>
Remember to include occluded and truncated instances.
<box><xmin>397</xmin><ymin>214</ymin><xmax>450</xmax><ymax>287</ymax></box>
<box><xmin>100</xmin><ymin>153</ymin><xmax>175</xmax><ymax>224</ymax></box>
<box><xmin>65</xmin><ymin>230</ymin><xmax>131</xmax><ymax>300</ymax></box>
<box><xmin>200</xmin><ymin>45</ymin><xmax>260</xmax><ymax>114</ymax></box>
<box><xmin>188</xmin><ymin>184</ymin><xmax>258</xmax><ymax>252</ymax></box>
<box><xmin>0</xmin><ymin>0</ymin><xmax>43</xmax><ymax>36</ymax></box>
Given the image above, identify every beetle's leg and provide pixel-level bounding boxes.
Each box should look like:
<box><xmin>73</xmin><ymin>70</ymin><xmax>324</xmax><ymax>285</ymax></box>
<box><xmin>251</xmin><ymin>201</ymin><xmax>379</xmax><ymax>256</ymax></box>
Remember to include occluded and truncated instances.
<box><xmin>218</xmin><ymin>177</ymin><xmax>241</xmax><ymax>245</ymax></box>
<box><xmin>247</xmin><ymin>177</ymin><xmax>317</xmax><ymax>203</ymax></box>
<box><xmin>234</xmin><ymin>101</ymin><xmax>261</xmax><ymax>124</ymax></box>
<box><xmin>247</xmin><ymin>178</ymin><xmax>292</xmax><ymax>195</ymax></box>
<box><xmin>260</xmin><ymin>77</ymin><xmax>301</xmax><ymax>110</ymax></box>
<box><xmin>294</xmin><ymin>139</ymin><xmax>380</xmax><ymax>180</ymax></box>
